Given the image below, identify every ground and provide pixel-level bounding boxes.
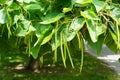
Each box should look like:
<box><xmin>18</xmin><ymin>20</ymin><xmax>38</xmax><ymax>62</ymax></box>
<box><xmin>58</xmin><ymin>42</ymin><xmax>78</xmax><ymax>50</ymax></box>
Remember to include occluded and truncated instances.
<box><xmin>0</xmin><ymin>49</ymin><xmax>120</xmax><ymax>80</ymax></box>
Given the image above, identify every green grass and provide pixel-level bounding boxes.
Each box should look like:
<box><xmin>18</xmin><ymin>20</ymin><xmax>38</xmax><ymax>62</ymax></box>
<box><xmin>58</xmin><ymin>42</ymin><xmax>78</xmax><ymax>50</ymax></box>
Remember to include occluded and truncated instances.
<box><xmin>0</xmin><ymin>50</ymin><xmax>120</xmax><ymax>80</ymax></box>
<box><xmin>0</xmin><ymin>38</ymin><xmax>120</xmax><ymax>80</ymax></box>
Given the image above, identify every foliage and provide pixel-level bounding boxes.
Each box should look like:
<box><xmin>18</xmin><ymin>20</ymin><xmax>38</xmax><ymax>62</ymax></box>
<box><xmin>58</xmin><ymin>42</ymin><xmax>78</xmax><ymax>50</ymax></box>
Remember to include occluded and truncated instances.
<box><xmin>0</xmin><ymin>0</ymin><xmax>120</xmax><ymax>70</ymax></box>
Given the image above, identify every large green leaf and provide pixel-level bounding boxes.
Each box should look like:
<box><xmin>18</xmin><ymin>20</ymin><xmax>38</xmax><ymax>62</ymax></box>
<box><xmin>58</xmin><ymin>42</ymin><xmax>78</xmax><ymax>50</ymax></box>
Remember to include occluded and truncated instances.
<box><xmin>16</xmin><ymin>0</ymin><xmax>35</xmax><ymax>3</ymax></box>
<box><xmin>105</xmin><ymin>4</ymin><xmax>115</xmax><ymax>10</ymax></box>
<box><xmin>108</xmin><ymin>21</ymin><xmax>120</xmax><ymax>49</ymax></box>
<box><xmin>30</xmin><ymin>24</ymin><xmax>53</xmax><ymax>59</ymax></box>
<box><xmin>86</xmin><ymin>20</ymin><xmax>97</xmax><ymax>42</ymax></box>
<box><xmin>73</xmin><ymin>0</ymin><xmax>92</xmax><ymax>4</ymax></box>
<box><xmin>14</xmin><ymin>18</ymin><xmax>35</xmax><ymax>37</ymax></box>
<box><xmin>109</xmin><ymin>28</ymin><xmax>120</xmax><ymax>49</ymax></box>
<box><xmin>14</xmin><ymin>25</ymin><xmax>28</xmax><ymax>37</ymax></box>
<box><xmin>108</xmin><ymin>6</ymin><xmax>120</xmax><ymax>50</ymax></box>
<box><xmin>81</xmin><ymin>10</ymin><xmax>99</xmax><ymax>20</ymax></box>
<box><xmin>14</xmin><ymin>21</ymin><xmax>35</xmax><ymax>37</ymax></box>
<box><xmin>39</xmin><ymin>43</ymin><xmax>52</xmax><ymax>56</ymax></box>
<box><xmin>52</xmin><ymin>24</ymin><xmax>76</xmax><ymax>51</ymax></box>
<box><xmin>96</xmin><ymin>23</ymin><xmax>106</xmax><ymax>36</ymax></box>
<box><xmin>105</xmin><ymin>31</ymin><xmax>119</xmax><ymax>53</ymax></box>
<box><xmin>35</xmin><ymin>24</ymin><xmax>49</xmax><ymax>38</ymax></box>
<box><xmin>34</xmin><ymin>24</ymin><xmax>54</xmax><ymax>46</ymax></box>
<box><xmin>25</xmin><ymin>3</ymin><xmax>43</xmax><ymax>10</ymax></box>
<box><xmin>41</xmin><ymin>30</ymin><xmax>54</xmax><ymax>45</ymax></box>
<box><xmin>69</xmin><ymin>18</ymin><xmax>85</xmax><ymax>31</ymax></box>
<box><xmin>13</xmin><ymin>15</ymin><xmax>21</xmax><ymax>24</ymax></box>
<box><xmin>85</xmin><ymin>31</ymin><xmax>104</xmax><ymax>55</ymax></box>
<box><xmin>40</xmin><ymin>13</ymin><xmax>65</xmax><ymax>24</ymax></box>
<box><xmin>110</xmin><ymin>7</ymin><xmax>120</xmax><ymax>22</ymax></box>
<box><xmin>30</xmin><ymin>44</ymin><xmax>40</xmax><ymax>59</ymax></box>
<box><xmin>63</xmin><ymin>27</ymin><xmax>76</xmax><ymax>41</ymax></box>
<box><xmin>0</xmin><ymin>8</ymin><xmax>11</xmax><ymax>24</ymax></box>
<box><xmin>92</xmin><ymin>0</ymin><xmax>106</xmax><ymax>12</ymax></box>
<box><xmin>109</xmin><ymin>21</ymin><xmax>117</xmax><ymax>35</ymax></box>
<box><xmin>24</xmin><ymin>0</ymin><xmax>36</xmax><ymax>3</ymax></box>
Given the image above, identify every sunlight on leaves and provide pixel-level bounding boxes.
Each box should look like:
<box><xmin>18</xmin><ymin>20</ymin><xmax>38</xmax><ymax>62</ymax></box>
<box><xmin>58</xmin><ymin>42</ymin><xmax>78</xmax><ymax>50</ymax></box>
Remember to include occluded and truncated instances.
<box><xmin>40</xmin><ymin>13</ymin><xmax>65</xmax><ymax>24</ymax></box>
<box><xmin>81</xmin><ymin>10</ymin><xmax>99</xmax><ymax>20</ymax></box>
<box><xmin>0</xmin><ymin>9</ymin><xmax>10</xmax><ymax>24</ymax></box>
<box><xmin>92</xmin><ymin>0</ymin><xmax>106</xmax><ymax>12</ymax></box>
<box><xmin>69</xmin><ymin>18</ymin><xmax>85</xmax><ymax>31</ymax></box>
<box><xmin>73</xmin><ymin>0</ymin><xmax>92</xmax><ymax>4</ymax></box>
<box><xmin>86</xmin><ymin>20</ymin><xmax>97</xmax><ymax>42</ymax></box>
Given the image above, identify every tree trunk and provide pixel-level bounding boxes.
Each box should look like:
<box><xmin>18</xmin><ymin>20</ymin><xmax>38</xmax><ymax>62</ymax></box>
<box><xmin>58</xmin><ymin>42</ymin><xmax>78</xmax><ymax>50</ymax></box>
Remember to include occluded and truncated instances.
<box><xmin>26</xmin><ymin>56</ymin><xmax>40</xmax><ymax>73</ymax></box>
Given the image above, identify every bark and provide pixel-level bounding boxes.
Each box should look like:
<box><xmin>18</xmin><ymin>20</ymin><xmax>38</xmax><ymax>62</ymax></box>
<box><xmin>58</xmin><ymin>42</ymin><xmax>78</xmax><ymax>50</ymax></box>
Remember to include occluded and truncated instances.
<box><xmin>26</xmin><ymin>56</ymin><xmax>40</xmax><ymax>73</ymax></box>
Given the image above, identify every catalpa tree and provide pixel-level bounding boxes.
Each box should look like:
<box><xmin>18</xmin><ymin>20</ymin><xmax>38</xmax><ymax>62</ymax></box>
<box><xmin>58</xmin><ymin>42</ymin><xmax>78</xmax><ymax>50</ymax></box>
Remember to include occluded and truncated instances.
<box><xmin>0</xmin><ymin>0</ymin><xmax>120</xmax><ymax>71</ymax></box>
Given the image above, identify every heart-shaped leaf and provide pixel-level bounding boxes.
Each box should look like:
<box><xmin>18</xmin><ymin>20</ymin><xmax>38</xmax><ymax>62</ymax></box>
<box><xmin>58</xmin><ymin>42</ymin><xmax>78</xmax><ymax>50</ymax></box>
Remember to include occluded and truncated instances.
<box><xmin>93</xmin><ymin>0</ymin><xmax>106</xmax><ymax>12</ymax></box>
<box><xmin>86</xmin><ymin>20</ymin><xmax>97</xmax><ymax>42</ymax></box>
<box><xmin>69</xmin><ymin>18</ymin><xmax>85</xmax><ymax>31</ymax></box>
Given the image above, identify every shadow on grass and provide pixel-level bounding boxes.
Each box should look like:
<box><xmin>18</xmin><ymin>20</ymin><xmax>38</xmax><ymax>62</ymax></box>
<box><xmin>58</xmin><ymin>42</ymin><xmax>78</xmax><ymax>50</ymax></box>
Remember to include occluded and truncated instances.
<box><xmin>0</xmin><ymin>49</ymin><xmax>120</xmax><ymax>80</ymax></box>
